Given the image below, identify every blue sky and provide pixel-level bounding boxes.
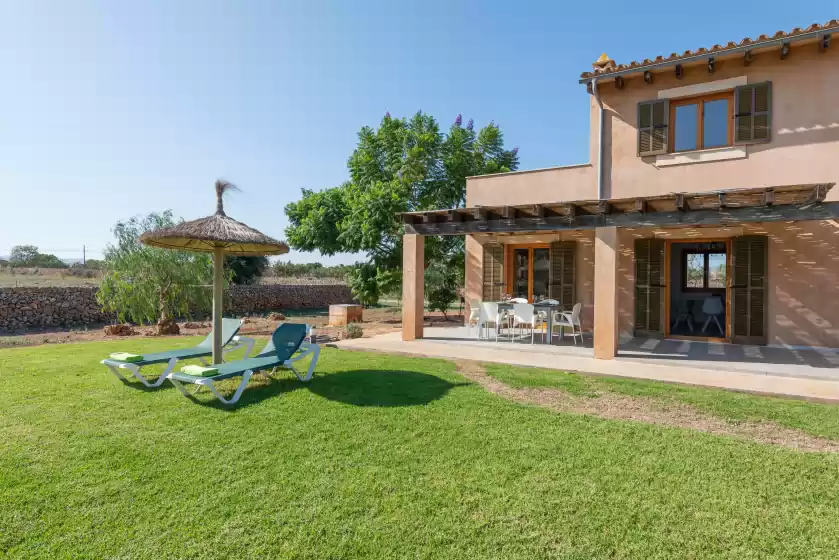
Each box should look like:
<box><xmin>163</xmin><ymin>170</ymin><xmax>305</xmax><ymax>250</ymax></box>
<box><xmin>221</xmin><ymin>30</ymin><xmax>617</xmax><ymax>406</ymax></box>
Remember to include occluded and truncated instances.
<box><xmin>1</xmin><ymin>1</ymin><xmax>833</xmax><ymax>264</ymax></box>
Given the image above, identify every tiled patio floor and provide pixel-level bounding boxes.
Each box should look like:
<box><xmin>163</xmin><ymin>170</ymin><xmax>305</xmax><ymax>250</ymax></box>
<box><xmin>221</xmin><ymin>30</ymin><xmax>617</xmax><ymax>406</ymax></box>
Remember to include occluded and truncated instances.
<box><xmin>333</xmin><ymin>326</ymin><xmax>839</xmax><ymax>401</ymax></box>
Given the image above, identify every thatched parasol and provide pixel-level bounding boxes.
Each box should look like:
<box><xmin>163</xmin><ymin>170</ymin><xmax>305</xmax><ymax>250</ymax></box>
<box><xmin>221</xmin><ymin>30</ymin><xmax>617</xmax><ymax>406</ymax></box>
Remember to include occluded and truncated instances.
<box><xmin>140</xmin><ymin>180</ymin><xmax>288</xmax><ymax>363</ymax></box>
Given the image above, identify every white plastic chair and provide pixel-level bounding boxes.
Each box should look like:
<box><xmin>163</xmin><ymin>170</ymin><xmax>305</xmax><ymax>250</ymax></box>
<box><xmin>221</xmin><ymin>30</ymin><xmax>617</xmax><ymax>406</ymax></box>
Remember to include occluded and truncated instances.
<box><xmin>553</xmin><ymin>303</ymin><xmax>583</xmax><ymax>345</ymax></box>
<box><xmin>466</xmin><ymin>299</ymin><xmax>482</xmax><ymax>337</ymax></box>
<box><xmin>478</xmin><ymin>302</ymin><xmax>504</xmax><ymax>342</ymax></box>
<box><xmin>701</xmin><ymin>297</ymin><xmax>724</xmax><ymax>335</ymax></box>
<box><xmin>509</xmin><ymin>303</ymin><xmax>545</xmax><ymax>344</ymax></box>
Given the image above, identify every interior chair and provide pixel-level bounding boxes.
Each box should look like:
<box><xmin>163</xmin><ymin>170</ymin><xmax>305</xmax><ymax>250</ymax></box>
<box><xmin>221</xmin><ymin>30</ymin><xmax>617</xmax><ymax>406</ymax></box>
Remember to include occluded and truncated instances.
<box><xmin>671</xmin><ymin>300</ymin><xmax>695</xmax><ymax>334</ymax></box>
<box><xmin>701</xmin><ymin>297</ymin><xmax>725</xmax><ymax>336</ymax></box>
<box><xmin>552</xmin><ymin>303</ymin><xmax>583</xmax><ymax>345</ymax></box>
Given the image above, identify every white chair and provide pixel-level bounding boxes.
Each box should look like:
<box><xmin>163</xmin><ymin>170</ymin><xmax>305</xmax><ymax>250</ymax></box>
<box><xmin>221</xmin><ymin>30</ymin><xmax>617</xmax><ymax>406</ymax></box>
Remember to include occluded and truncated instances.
<box><xmin>466</xmin><ymin>299</ymin><xmax>481</xmax><ymax>337</ymax></box>
<box><xmin>553</xmin><ymin>303</ymin><xmax>583</xmax><ymax>345</ymax></box>
<box><xmin>701</xmin><ymin>297</ymin><xmax>724</xmax><ymax>335</ymax></box>
<box><xmin>478</xmin><ymin>302</ymin><xmax>504</xmax><ymax>342</ymax></box>
<box><xmin>509</xmin><ymin>303</ymin><xmax>546</xmax><ymax>344</ymax></box>
<box><xmin>536</xmin><ymin>298</ymin><xmax>559</xmax><ymax>322</ymax></box>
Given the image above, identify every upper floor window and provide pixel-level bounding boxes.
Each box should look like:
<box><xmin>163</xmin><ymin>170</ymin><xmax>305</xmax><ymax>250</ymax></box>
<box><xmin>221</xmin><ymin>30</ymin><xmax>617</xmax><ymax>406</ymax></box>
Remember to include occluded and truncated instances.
<box><xmin>638</xmin><ymin>82</ymin><xmax>772</xmax><ymax>157</ymax></box>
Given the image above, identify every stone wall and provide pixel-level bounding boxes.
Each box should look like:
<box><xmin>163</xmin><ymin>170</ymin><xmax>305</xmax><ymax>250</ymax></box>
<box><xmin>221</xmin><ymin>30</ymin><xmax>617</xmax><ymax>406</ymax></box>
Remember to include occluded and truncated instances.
<box><xmin>225</xmin><ymin>284</ymin><xmax>354</xmax><ymax>313</ymax></box>
<box><xmin>0</xmin><ymin>287</ymin><xmax>111</xmax><ymax>332</ymax></box>
<box><xmin>0</xmin><ymin>283</ymin><xmax>354</xmax><ymax>332</ymax></box>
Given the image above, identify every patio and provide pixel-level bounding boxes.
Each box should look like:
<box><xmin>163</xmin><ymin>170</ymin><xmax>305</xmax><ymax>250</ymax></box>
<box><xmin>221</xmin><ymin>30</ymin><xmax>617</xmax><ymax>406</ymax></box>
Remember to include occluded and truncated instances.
<box><xmin>334</xmin><ymin>325</ymin><xmax>839</xmax><ymax>401</ymax></box>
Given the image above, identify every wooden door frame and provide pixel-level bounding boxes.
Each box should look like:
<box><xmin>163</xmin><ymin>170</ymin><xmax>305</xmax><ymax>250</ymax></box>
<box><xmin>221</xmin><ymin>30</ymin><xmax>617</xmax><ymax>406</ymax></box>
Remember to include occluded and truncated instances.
<box><xmin>663</xmin><ymin>238</ymin><xmax>732</xmax><ymax>343</ymax></box>
<box><xmin>505</xmin><ymin>243</ymin><xmax>550</xmax><ymax>303</ymax></box>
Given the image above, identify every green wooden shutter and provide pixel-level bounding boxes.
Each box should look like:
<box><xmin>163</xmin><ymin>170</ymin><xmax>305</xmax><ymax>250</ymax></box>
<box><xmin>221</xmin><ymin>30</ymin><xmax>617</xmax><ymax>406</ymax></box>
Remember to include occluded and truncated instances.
<box><xmin>482</xmin><ymin>244</ymin><xmax>504</xmax><ymax>301</ymax></box>
<box><xmin>638</xmin><ymin>99</ymin><xmax>669</xmax><ymax>156</ymax></box>
<box><xmin>634</xmin><ymin>239</ymin><xmax>665</xmax><ymax>334</ymax></box>
<box><xmin>735</xmin><ymin>82</ymin><xmax>772</xmax><ymax>144</ymax></box>
<box><xmin>549</xmin><ymin>241</ymin><xmax>576</xmax><ymax>310</ymax></box>
<box><xmin>732</xmin><ymin>236</ymin><xmax>768</xmax><ymax>344</ymax></box>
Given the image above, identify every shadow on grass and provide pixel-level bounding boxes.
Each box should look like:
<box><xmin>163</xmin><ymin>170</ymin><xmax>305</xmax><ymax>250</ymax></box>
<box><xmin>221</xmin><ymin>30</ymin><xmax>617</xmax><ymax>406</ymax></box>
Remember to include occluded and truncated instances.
<box><xmin>179</xmin><ymin>368</ymin><xmax>466</xmax><ymax>411</ymax></box>
<box><xmin>307</xmin><ymin>369</ymin><xmax>467</xmax><ymax>407</ymax></box>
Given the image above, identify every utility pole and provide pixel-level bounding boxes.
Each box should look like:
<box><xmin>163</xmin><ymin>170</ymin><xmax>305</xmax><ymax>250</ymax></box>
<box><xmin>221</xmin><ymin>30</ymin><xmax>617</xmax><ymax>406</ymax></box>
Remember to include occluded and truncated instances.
<box><xmin>83</xmin><ymin>245</ymin><xmax>86</xmax><ymax>267</ymax></box>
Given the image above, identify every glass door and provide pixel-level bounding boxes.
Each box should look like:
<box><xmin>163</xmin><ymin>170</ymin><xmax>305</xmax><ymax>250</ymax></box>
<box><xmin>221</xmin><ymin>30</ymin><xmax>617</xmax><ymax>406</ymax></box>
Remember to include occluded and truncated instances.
<box><xmin>512</xmin><ymin>248</ymin><xmax>529</xmax><ymax>300</ymax></box>
<box><xmin>532</xmin><ymin>248</ymin><xmax>550</xmax><ymax>302</ymax></box>
<box><xmin>507</xmin><ymin>245</ymin><xmax>550</xmax><ymax>302</ymax></box>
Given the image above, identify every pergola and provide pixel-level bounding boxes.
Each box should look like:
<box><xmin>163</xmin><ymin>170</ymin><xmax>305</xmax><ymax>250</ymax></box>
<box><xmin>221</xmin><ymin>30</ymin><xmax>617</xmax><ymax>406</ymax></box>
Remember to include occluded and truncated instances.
<box><xmin>399</xmin><ymin>183</ymin><xmax>838</xmax><ymax>358</ymax></box>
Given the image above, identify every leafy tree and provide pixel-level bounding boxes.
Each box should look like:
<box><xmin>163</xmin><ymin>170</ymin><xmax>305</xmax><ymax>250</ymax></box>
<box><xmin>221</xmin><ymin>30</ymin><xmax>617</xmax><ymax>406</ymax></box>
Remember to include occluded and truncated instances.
<box><xmin>8</xmin><ymin>245</ymin><xmax>68</xmax><ymax>268</ymax></box>
<box><xmin>285</xmin><ymin>112</ymin><xmax>518</xmax><ymax>304</ymax></box>
<box><xmin>31</xmin><ymin>253</ymin><xmax>68</xmax><ymax>268</ymax></box>
<box><xmin>424</xmin><ymin>261</ymin><xmax>459</xmax><ymax>317</ymax></box>
<box><xmin>97</xmin><ymin>211</ymin><xmax>215</xmax><ymax>325</ymax></box>
<box><xmin>9</xmin><ymin>245</ymin><xmax>39</xmax><ymax>265</ymax></box>
<box><xmin>270</xmin><ymin>260</ymin><xmax>354</xmax><ymax>279</ymax></box>
<box><xmin>226</xmin><ymin>256</ymin><xmax>268</xmax><ymax>285</ymax></box>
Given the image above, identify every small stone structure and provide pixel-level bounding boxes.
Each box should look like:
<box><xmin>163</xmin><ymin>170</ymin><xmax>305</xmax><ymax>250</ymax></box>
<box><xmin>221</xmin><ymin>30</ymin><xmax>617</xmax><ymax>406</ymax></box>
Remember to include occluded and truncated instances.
<box><xmin>0</xmin><ymin>283</ymin><xmax>355</xmax><ymax>332</ymax></box>
<box><xmin>329</xmin><ymin>304</ymin><xmax>363</xmax><ymax>326</ymax></box>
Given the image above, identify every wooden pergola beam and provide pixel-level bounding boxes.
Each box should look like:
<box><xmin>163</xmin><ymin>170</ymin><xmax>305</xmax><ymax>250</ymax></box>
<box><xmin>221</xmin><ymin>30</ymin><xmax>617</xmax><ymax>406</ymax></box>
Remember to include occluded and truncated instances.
<box><xmin>473</xmin><ymin>207</ymin><xmax>487</xmax><ymax>221</ymax></box>
<box><xmin>634</xmin><ymin>198</ymin><xmax>647</xmax><ymax>213</ymax></box>
<box><xmin>502</xmin><ymin>206</ymin><xmax>516</xmax><ymax>220</ymax></box>
<box><xmin>763</xmin><ymin>189</ymin><xmax>775</xmax><ymax>207</ymax></box>
<box><xmin>404</xmin><ymin>201</ymin><xmax>839</xmax><ymax>236</ymax></box>
<box><xmin>447</xmin><ymin>210</ymin><xmax>461</xmax><ymax>222</ymax></box>
<box><xmin>675</xmin><ymin>193</ymin><xmax>686</xmax><ymax>211</ymax></box>
<box><xmin>598</xmin><ymin>200</ymin><xmax>611</xmax><ymax>215</ymax></box>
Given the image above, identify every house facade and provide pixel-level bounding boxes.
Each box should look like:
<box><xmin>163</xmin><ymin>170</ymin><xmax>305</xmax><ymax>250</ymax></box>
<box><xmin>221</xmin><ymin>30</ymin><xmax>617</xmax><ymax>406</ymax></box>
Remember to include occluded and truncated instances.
<box><xmin>401</xmin><ymin>21</ymin><xmax>839</xmax><ymax>359</ymax></box>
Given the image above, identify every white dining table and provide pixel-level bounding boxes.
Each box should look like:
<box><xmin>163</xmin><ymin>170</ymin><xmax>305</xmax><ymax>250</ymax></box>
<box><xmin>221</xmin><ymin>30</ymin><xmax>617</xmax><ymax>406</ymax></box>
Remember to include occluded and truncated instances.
<box><xmin>496</xmin><ymin>301</ymin><xmax>564</xmax><ymax>344</ymax></box>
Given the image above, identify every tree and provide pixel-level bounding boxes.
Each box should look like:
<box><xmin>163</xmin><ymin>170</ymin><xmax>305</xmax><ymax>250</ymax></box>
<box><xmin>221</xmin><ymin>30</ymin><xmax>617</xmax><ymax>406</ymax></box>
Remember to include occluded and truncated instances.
<box><xmin>226</xmin><ymin>256</ymin><xmax>268</xmax><ymax>285</ymax></box>
<box><xmin>425</xmin><ymin>261</ymin><xmax>459</xmax><ymax>318</ymax></box>
<box><xmin>8</xmin><ymin>245</ymin><xmax>67</xmax><ymax>268</ymax></box>
<box><xmin>97</xmin><ymin>211</ymin><xmax>215</xmax><ymax>326</ymax></box>
<box><xmin>284</xmin><ymin>112</ymin><xmax>518</xmax><ymax>304</ymax></box>
<box><xmin>9</xmin><ymin>245</ymin><xmax>39</xmax><ymax>265</ymax></box>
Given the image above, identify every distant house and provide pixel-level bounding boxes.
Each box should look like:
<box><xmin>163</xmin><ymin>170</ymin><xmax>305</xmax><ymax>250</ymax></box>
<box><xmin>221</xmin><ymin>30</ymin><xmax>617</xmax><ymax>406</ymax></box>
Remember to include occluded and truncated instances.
<box><xmin>401</xmin><ymin>20</ymin><xmax>839</xmax><ymax>358</ymax></box>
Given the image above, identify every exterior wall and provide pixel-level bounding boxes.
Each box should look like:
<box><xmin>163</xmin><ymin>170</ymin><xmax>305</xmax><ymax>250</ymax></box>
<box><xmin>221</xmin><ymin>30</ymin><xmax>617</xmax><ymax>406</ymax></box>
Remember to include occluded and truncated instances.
<box><xmin>465</xmin><ymin>42</ymin><xmax>839</xmax><ymax>208</ymax></box>
<box><xmin>615</xmin><ymin>220</ymin><xmax>839</xmax><ymax>349</ymax></box>
<box><xmin>599</xmin><ymin>44</ymin><xmax>839</xmax><ymax>200</ymax></box>
<box><xmin>465</xmin><ymin>231</ymin><xmax>595</xmax><ymax>331</ymax></box>
<box><xmin>466</xmin><ymin>164</ymin><xmax>596</xmax><ymax>207</ymax></box>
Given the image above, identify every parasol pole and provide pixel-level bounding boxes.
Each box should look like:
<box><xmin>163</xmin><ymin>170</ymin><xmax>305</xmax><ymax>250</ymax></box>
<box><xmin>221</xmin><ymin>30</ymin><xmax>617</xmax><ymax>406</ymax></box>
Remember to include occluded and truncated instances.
<box><xmin>212</xmin><ymin>246</ymin><xmax>225</xmax><ymax>364</ymax></box>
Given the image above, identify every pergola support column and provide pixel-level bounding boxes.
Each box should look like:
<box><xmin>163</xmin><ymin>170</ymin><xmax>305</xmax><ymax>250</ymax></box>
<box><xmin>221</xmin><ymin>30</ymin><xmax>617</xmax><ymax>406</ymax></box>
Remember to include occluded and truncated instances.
<box><xmin>402</xmin><ymin>234</ymin><xmax>424</xmax><ymax>341</ymax></box>
<box><xmin>593</xmin><ymin>226</ymin><xmax>619</xmax><ymax>360</ymax></box>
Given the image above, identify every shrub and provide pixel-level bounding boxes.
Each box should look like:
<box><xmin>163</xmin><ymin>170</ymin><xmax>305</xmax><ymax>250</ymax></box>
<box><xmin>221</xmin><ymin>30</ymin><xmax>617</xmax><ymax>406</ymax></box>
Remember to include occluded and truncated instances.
<box><xmin>344</xmin><ymin>322</ymin><xmax>363</xmax><ymax>339</ymax></box>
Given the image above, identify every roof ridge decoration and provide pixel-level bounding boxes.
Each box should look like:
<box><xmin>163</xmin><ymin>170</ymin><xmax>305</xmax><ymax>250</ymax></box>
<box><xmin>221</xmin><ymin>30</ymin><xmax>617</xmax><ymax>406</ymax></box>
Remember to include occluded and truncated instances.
<box><xmin>581</xmin><ymin>20</ymin><xmax>839</xmax><ymax>79</ymax></box>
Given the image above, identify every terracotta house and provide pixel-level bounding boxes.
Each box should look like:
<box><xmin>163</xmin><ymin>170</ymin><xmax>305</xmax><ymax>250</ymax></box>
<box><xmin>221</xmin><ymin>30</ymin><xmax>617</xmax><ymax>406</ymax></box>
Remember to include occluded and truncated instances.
<box><xmin>401</xmin><ymin>21</ymin><xmax>839</xmax><ymax>359</ymax></box>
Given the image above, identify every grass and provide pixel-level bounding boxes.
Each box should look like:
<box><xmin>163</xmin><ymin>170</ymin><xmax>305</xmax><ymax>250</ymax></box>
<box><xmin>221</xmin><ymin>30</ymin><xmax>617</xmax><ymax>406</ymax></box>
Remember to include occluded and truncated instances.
<box><xmin>485</xmin><ymin>363</ymin><xmax>839</xmax><ymax>440</ymax></box>
<box><xmin>1</xmin><ymin>340</ymin><xmax>839</xmax><ymax>558</ymax></box>
<box><xmin>0</xmin><ymin>270</ymin><xmax>100</xmax><ymax>287</ymax></box>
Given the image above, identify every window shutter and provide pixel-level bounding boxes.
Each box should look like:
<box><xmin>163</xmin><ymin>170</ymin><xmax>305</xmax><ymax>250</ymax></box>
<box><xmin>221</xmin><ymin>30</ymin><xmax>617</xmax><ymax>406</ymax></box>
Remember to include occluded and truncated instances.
<box><xmin>634</xmin><ymin>239</ymin><xmax>665</xmax><ymax>333</ymax></box>
<box><xmin>482</xmin><ymin>244</ymin><xmax>504</xmax><ymax>301</ymax></box>
<box><xmin>549</xmin><ymin>241</ymin><xmax>576</xmax><ymax>310</ymax></box>
<box><xmin>732</xmin><ymin>236</ymin><xmax>768</xmax><ymax>344</ymax></box>
<box><xmin>735</xmin><ymin>82</ymin><xmax>772</xmax><ymax>144</ymax></box>
<box><xmin>638</xmin><ymin>100</ymin><xmax>669</xmax><ymax>156</ymax></box>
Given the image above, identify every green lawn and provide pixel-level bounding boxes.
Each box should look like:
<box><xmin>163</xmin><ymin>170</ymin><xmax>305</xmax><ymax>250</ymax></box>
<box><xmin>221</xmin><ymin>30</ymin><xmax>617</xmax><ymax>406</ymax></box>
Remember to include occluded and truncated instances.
<box><xmin>2</xmin><ymin>340</ymin><xmax>839</xmax><ymax>559</ymax></box>
<box><xmin>485</xmin><ymin>363</ymin><xmax>839</xmax><ymax>440</ymax></box>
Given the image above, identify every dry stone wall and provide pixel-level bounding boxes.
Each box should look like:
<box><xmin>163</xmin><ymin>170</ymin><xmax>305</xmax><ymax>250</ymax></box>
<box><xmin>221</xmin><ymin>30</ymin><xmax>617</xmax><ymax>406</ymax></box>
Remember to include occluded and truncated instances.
<box><xmin>0</xmin><ymin>283</ymin><xmax>354</xmax><ymax>332</ymax></box>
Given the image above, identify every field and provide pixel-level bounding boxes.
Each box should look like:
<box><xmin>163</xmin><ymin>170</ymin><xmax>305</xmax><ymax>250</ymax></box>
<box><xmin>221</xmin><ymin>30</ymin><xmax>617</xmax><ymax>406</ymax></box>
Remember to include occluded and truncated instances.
<box><xmin>0</xmin><ymin>268</ymin><xmax>101</xmax><ymax>287</ymax></box>
<box><xmin>2</xmin><ymin>339</ymin><xmax>839</xmax><ymax>558</ymax></box>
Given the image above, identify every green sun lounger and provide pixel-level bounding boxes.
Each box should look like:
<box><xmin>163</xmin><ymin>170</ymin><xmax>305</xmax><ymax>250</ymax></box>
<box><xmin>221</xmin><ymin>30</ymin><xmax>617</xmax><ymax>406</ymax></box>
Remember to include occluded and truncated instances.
<box><xmin>167</xmin><ymin>323</ymin><xmax>320</xmax><ymax>405</ymax></box>
<box><xmin>100</xmin><ymin>318</ymin><xmax>254</xmax><ymax>387</ymax></box>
